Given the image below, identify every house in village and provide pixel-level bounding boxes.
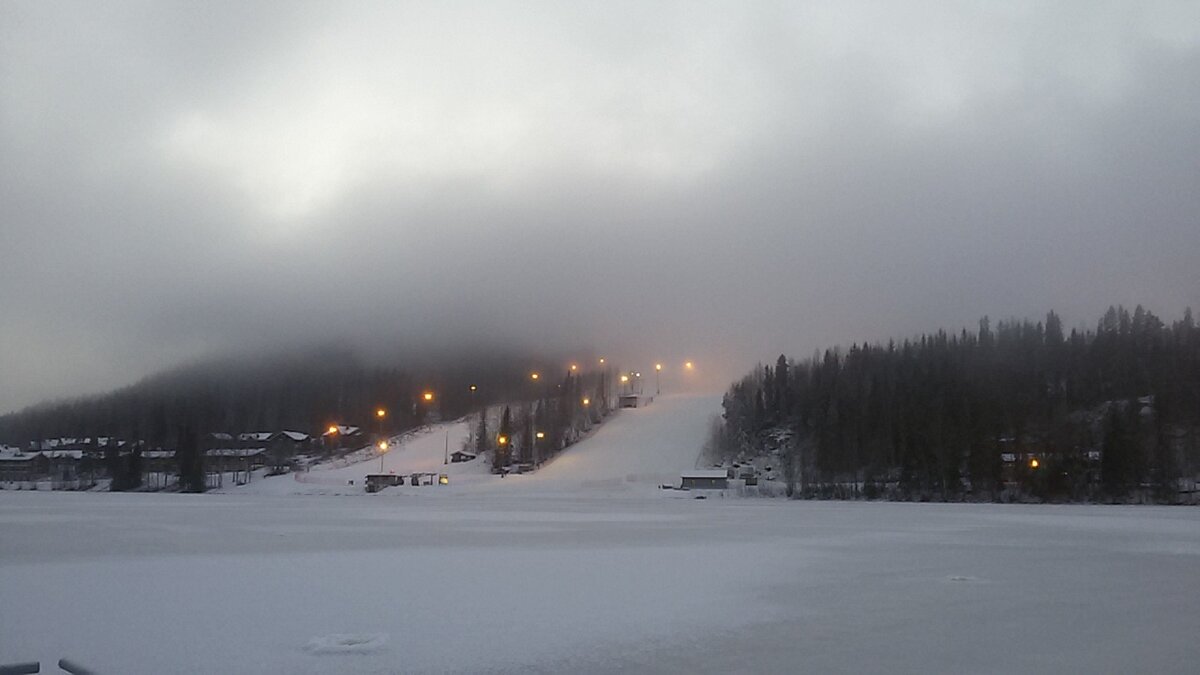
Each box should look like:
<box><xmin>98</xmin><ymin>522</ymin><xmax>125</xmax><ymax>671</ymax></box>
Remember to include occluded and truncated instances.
<box><xmin>680</xmin><ymin>470</ymin><xmax>730</xmax><ymax>490</ymax></box>
<box><xmin>321</xmin><ymin>425</ymin><xmax>362</xmax><ymax>452</ymax></box>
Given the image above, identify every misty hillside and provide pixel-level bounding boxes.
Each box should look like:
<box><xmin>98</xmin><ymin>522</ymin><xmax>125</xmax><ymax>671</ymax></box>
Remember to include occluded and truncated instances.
<box><xmin>0</xmin><ymin>345</ymin><xmax>574</xmax><ymax>447</ymax></box>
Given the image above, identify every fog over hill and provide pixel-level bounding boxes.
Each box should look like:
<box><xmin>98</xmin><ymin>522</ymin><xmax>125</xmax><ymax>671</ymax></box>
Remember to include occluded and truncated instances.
<box><xmin>2</xmin><ymin>2</ymin><xmax>1198</xmax><ymax>413</ymax></box>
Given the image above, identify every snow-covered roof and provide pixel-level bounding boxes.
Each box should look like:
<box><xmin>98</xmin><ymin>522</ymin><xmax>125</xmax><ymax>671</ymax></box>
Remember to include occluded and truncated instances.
<box><xmin>239</xmin><ymin>432</ymin><xmax>274</xmax><ymax>442</ymax></box>
<box><xmin>206</xmin><ymin>447</ymin><xmax>267</xmax><ymax>457</ymax></box>
<box><xmin>277</xmin><ymin>430</ymin><xmax>310</xmax><ymax>442</ymax></box>
<box><xmin>322</xmin><ymin>425</ymin><xmax>361</xmax><ymax>437</ymax></box>
<box><xmin>207</xmin><ymin>432</ymin><xmax>234</xmax><ymax>440</ymax></box>
<box><xmin>681</xmin><ymin>470</ymin><xmax>729</xmax><ymax>479</ymax></box>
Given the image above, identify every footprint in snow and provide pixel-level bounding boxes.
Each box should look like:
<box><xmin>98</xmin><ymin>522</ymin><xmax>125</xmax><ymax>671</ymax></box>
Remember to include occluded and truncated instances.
<box><xmin>305</xmin><ymin>633</ymin><xmax>389</xmax><ymax>655</ymax></box>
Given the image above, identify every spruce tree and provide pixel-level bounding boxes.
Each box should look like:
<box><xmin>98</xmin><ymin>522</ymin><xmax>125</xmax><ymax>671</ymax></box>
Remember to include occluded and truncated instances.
<box><xmin>494</xmin><ymin>406</ymin><xmax>513</xmax><ymax>470</ymax></box>
<box><xmin>474</xmin><ymin>411</ymin><xmax>488</xmax><ymax>456</ymax></box>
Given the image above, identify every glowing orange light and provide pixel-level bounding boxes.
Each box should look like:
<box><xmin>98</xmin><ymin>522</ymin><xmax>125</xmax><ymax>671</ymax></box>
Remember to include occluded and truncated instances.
<box><xmin>536</xmin><ymin>431</ymin><xmax>545</xmax><ymax>439</ymax></box>
<box><xmin>582</xmin><ymin>397</ymin><xmax>590</xmax><ymax>406</ymax></box>
<box><xmin>620</xmin><ymin>375</ymin><xmax>629</xmax><ymax>383</ymax></box>
<box><xmin>531</xmin><ymin>373</ymin><xmax>540</xmax><ymax>380</ymax></box>
<box><xmin>1030</xmin><ymin>458</ymin><xmax>1040</xmax><ymax>469</ymax></box>
<box><xmin>327</xmin><ymin>426</ymin><xmax>339</xmax><ymax>435</ymax></box>
<box><xmin>684</xmin><ymin>361</ymin><xmax>694</xmax><ymax>369</ymax></box>
<box><xmin>376</xmin><ymin>408</ymin><xmax>386</xmax><ymax>418</ymax></box>
<box><xmin>378</xmin><ymin>441</ymin><xmax>388</xmax><ymax>451</ymax></box>
<box><xmin>655</xmin><ymin>363</ymin><xmax>662</xmax><ymax>371</ymax></box>
<box><xmin>498</xmin><ymin>435</ymin><xmax>508</xmax><ymax>445</ymax></box>
<box><xmin>570</xmin><ymin>364</ymin><xmax>578</xmax><ymax>372</ymax></box>
<box><xmin>423</xmin><ymin>392</ymin><xmax>434</xmax><ymax>402</ymax></box>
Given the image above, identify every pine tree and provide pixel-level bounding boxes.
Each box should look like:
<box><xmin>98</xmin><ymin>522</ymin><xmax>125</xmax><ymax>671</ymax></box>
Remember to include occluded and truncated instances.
<box><xmin>494</xmin><ymin>406</ymin><xmax>513</xmax><ymax>470</ymax></box>
<box><xmin>177</xmin><ymin>425</ymin><xmax>205</xmax><ymax>493</ymax></box>
<box><xmin>474</xmin><ymin>411</ymin><xmax>488</xmax><ymax>456</ymax></box>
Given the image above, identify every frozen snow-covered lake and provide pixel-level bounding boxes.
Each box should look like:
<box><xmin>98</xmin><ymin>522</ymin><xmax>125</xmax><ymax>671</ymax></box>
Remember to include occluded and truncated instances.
<box><xmin>2</xmin><ymin>493</ymin><xmax>1198</xmax><ymax>674</ymax></box>
<box><xmin>2</xmin><ymin>395</ymin><xmax>1199</xmax><ymax>673</ymax></box>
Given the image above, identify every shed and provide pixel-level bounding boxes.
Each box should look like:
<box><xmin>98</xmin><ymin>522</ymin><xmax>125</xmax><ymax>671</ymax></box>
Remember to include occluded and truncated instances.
<box><xmin>619</xmin><ymin>394</ymin><xmax>653</xmax><ymax>408</ymax></box>
<box><xmin>681</xmin><ymin>470</ymin><xmax>729</xmax><ymax>490</ymax></box>
<box><xmin>365</xmin><ymin>473</ymin><xmax>403</xmax><ymax>493</ymax></box>
<box><xmin>450</xmin><ymin>451</ymin><xmax>477</xmax><ymax>463</ymax></box>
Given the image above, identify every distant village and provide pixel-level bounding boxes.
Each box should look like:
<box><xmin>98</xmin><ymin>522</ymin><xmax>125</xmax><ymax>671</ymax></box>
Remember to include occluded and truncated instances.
<box><xmin>0</xmin><ymin>426</ymin><xmax>365</xmax><ymax>490</ymax></box>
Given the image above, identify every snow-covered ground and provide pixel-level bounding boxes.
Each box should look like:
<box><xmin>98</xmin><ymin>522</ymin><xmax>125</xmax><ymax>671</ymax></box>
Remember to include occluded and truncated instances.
<box><xmin>2</xmin><ymin>394</ymin><xmax>1199</xmax><ymax>673</ymax></box>
<box><xmin>228</xmin><ymin>392</ymin><xmax>721</xmax><ymax>497</ymax></box>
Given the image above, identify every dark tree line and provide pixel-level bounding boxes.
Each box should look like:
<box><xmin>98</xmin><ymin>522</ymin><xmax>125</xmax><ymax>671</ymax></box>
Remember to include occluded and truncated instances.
<box><xmin>714</xmin><ymin>306</ymin><xmax>1200</xmax><ymax>502</ymax></box>
<box><xmin>0</xmin><ymin>345</ymin><xmax>581</xmax><ymax>452</ymax></box>
<box><xmin>488</xmin><ymin>370</ymin><xmax>610</xmax><ymax>472</ymax></box>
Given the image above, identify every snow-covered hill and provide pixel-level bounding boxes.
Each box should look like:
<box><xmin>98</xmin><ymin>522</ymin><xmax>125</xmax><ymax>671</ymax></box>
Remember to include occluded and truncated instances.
<box><xmin>487</xmin><ymin>392</ymin><xmax>720</xmax><ymax>494</ymax></box>
<box><xmin>229</xmin><ymin>393</ymin><xmax>721</xmax><ymax>497</ymax></box>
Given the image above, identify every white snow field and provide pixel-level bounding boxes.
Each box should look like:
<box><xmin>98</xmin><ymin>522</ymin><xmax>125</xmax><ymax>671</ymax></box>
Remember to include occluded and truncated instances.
<box><xmin>2</xmin><ymin>395</ymin><xmax>1199</xmax><ymax>674</ymax></box>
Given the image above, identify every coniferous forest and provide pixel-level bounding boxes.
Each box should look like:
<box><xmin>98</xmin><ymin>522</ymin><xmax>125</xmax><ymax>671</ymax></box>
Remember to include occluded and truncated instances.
<box><xmin>0</xmin><ymin>345</ymin><xmax>576</xmax><ymax>450</ymax></box>
<box><xmin>711</xmin><ymin>306</ymin><xmax>1200</xmax><ymax>503</ymax></box>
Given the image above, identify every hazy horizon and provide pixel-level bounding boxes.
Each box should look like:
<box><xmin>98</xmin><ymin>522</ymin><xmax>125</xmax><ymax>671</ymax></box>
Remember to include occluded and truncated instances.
<box><xmin>3</xmin><ymin>1</ymin><xmax>1198</xmax><ymax>414</ymax></box>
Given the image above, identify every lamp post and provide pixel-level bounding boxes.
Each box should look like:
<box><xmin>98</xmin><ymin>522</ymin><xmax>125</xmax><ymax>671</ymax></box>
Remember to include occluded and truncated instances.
<box><xmin>655</xmin><ymin>363</ymin><xmax>662</xmax><ymax>395</ymax></box>
<box><xmin>377</xmin><ymin>440</ymin><xmax>388</xmax><ymax>472</ymax></box>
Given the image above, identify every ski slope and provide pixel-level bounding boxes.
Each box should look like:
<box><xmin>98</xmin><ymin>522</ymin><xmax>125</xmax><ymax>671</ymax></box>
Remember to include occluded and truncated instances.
<box><xmin>232</xmin><ymin>393</ymin><xmax>721</xmax><ymax>497</ymax></box>
<box><xmin>496</xmin><ymin>392</ymin><xmax>720</xmax><ymax>493</ymax></box>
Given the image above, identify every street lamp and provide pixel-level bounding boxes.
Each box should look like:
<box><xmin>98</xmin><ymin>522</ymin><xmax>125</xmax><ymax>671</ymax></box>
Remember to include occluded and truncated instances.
<box><xmin>684</xmin><ymin>361</ymin><xmax>694</xmax><ymax>370</ymax></box>
<box><xmin>582</xmin><ymin>397</ymin><xmax>590</xmax><ymax>406</ymax></box>
<box><xmin>655</xmin><ymin>363</ymin><xmax>662</xmax><ymax>395</ymax></box>
<box><xmin>377</xmin><ymin>440</ymin><xmax>388</xmax><ymax>472</ymax></box>
<box><xmin>530</xmin><ymin>372</ymin><xmax>540</xmax><ymax>381</ymax></box>
<box><xmin>423</xmin><ymin>391</ymin><xmax>434</xmax><ymax>402</ymax></box>
<box><xmin>533</xmin><ymin>430</ymin><xmax>545</xmax><ymax>465</ymax></box>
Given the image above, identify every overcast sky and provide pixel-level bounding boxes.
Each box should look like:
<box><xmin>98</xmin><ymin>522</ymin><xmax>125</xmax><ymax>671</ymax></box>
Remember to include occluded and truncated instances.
<box><xmin>2</xmin><ymin>1</ymin><xmax>1198</xmax><ymax>413</ymax></box>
